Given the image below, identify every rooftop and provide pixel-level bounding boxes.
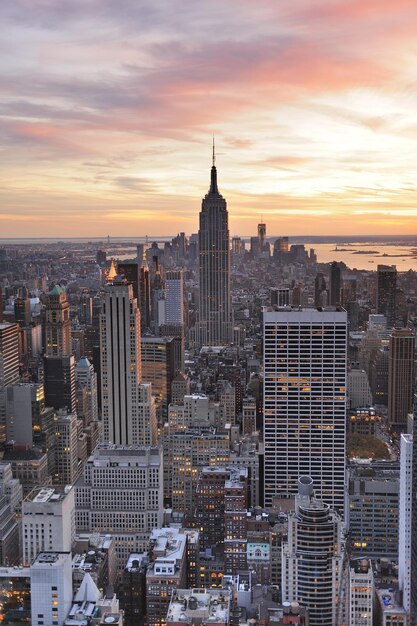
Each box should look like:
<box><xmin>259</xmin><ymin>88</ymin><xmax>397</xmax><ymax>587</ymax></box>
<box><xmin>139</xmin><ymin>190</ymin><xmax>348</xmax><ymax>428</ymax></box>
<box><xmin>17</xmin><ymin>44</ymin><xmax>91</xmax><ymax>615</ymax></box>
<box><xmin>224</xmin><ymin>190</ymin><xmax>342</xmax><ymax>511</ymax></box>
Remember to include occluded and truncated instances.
<box><xmin>26</xmin><ymin>485</ymin><xmax>72</xmax><ymax>503</ymax></box>
<box><xmin>167</xmin><ymin>588</ymin><xmax>231</xmax><ymax>625</ymax></box>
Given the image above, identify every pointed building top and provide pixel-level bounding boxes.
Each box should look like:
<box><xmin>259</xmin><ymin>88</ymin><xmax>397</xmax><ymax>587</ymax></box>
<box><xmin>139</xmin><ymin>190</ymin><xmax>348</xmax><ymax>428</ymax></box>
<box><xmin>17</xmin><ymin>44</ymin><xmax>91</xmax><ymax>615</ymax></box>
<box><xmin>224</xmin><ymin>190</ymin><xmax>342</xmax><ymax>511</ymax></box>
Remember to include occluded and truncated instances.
<box><xmin>209</xmin><ymin>137</ymin><xmax>219</xmax><ymax>195</ymax></box>
<box><xmin>74</xmin><ymin>572</ymin><xmax>102</xmax><ymax>603</ymax></box>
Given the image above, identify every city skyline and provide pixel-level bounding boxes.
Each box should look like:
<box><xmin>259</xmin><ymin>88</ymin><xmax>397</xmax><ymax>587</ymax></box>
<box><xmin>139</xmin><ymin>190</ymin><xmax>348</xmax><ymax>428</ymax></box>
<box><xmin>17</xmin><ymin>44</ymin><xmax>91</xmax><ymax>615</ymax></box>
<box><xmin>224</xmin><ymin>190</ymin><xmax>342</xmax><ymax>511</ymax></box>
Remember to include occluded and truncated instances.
<box><xmin>1</xmin><ymin>1</ymin><xmax>417</xmax><ymax>237</ymax></box>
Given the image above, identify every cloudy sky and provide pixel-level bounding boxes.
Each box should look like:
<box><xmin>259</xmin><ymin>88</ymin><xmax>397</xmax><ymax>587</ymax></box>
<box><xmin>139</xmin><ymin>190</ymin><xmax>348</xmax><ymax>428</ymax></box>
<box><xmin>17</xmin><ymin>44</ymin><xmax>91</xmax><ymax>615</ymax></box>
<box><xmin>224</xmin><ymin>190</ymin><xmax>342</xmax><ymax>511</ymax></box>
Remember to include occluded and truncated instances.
<box><xmin>1</xmin><ymin>0</ymin><xmax>417</xmax><ymax>238</ymax></box>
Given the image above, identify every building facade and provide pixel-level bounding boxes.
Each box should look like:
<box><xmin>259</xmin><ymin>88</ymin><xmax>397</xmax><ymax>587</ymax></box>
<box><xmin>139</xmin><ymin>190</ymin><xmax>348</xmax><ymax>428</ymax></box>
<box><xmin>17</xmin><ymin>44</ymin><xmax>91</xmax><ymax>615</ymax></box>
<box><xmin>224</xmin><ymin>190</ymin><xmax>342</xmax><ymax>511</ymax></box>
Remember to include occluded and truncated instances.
<box><xmin>263</xmin><ymin>307</ymin><xmax>347</xmax><ymax>513</ymax></box>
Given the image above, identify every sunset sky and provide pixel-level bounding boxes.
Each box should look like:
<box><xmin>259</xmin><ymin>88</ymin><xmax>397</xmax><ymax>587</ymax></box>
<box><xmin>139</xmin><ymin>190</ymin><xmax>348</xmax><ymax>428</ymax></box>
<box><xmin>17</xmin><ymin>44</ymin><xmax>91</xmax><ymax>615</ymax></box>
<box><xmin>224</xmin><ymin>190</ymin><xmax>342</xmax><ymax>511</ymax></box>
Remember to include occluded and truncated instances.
<box><xmin>1</xmin><ymin>0</ymin><xmax>417</xmax><ymax>238</ymax></box>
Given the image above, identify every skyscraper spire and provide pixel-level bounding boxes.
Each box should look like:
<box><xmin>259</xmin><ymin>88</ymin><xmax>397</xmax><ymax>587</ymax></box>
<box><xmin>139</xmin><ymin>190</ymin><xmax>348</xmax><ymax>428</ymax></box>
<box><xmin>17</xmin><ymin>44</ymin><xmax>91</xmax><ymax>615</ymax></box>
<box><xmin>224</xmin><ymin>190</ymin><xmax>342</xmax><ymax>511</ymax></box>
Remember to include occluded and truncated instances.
<box><xmin>209</xmin><ymin>136</ymin><xmax>219</xmax><ymax>195</ymax></box>
<box><xmin>199</xmin><ymin>144</ymin><xmax>232</xmax><ymax>346</ymax></box>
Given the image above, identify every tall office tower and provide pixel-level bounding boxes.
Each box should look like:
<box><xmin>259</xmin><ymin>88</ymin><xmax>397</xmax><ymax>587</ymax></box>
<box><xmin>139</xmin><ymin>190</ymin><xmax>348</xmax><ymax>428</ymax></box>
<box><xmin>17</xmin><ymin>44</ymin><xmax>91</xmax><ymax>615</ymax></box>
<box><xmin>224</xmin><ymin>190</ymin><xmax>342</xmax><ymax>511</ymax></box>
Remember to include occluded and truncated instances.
<box><xmin>282</xmin><ymin>477</ymin><xmax>342</xmax><ymax>626</ymax></box>
<box><xmin>96</xmin><ymin>249</ymin><xmax>107</xmax><ymax>266</ymax></box>
<box><xmin>330</xmin><ymin>261</ymin><xmax>342</xmax><ymax>306</ymax></box>
<box><xmin>78</xmin><ymin>291</ymin><xmax>93</xmax><ymax>325</ymax></box>
<box><xmin>118</xmin><ymin>262</ymin><xmax>140</xmax><ymax>301</ymax></box>
<box><xmin>270</xmin><ymin>287</ymin><xmax>292</xmax><ymax>307</ymax></box>
<box><xmin>349</xmin><ymin>559</ymin><xmax>374</xmax><ymax>626</ymax></box>
<box><xmin>0</xmin><ymin>322</ymin><xmax>20</xmax><ymax>445</ymax></box>
<box><xmin>22</xmin><ymin>486</ymin><xmax>75</xmax><ymax>565</ymax></box>
<box><xmin>194</xmin><ymin>466</ymin><xmax>247</xmax><ymax>552</ymax></box>
<box><xmin>377</xmin><ymin>264</ymin><xmax>397</xmax><ymax>327</ymax></box>
<box><xmin>411</xmin><ymin>427</ymin><xmax>417</xmax><ymax>626</ymax></box>
<box><xmin>347</xmin><ymin>368</ymin><xmax>373</xmax><ymax>408</ymax></box>
<box><xmin>273</xmin><ymin>236</ymin><xmax>289</xmax><ymax>258</ymax></box>
<box><xmin>75</xmin><ymin>444</ymin><xmax>163</xmax><ymax>568</ymax></box>
<box><xmin>388</xmin><ymin>328</ymin><xmax>415</xmax><ymax>431</ymax></box>
<box><xmin>263</xmin><ymin>307</ymin><xmax>347</xmax><ymax>513</ymax></box>
<box><xmin>43</xmin><ymin>354</ymin><xmax>76</xmax><ymax>413</ymax></box>
<box><xmin>43</xmin><ymin>286</ymin><xmax>76</xmax><ymax>413</ymax></box>
<box><xmin>369</xmin><ymin>346</ymin><xmax>389</xmax><ymax>405</ymax></box>
<box><xmin>198</xmin><ymin>149</ymin><xmax>232</xmax><ymax>346</ymax></box>
<box><xmin>347</xmin><ymin>459</ymin><xmax>399</xmax><ymax>557</ymax></box>
<box><xmin>231</xmin><ymin>236</ymin><xmax>243</xmax><ymax>256</ymax></box>
<box><xmin>141</xmin><ymin>336</ymin><xmax>180</xmax><ymax>426</ymax></box>
<box><xmin>258</xmin><ymin>222</ymin><xmax>266</xmax><ymax>253</ymax></box>
<box><xmin>139</xmin><ymin>257</ymin><xmax>151</xmax><ymax>330</ymax></box>
<box><xmin>6</xmin><ymin>383</ymin><xmax>55</xmax><ymax>460</ymax></box>
<box><xmin>100</xmin><ymin>280</ymin><xmax>156</xmax><ymax>446</ymax></box>
<box><xmin>136</xmin><ymin>243</ymin><xmax>144</xmax><ymax>264</ymax></box>
<box><xmin>30</xmin><ymin>551</ymin><xmax>73</xmax><ymax>626</ymax></box>
<box><xmin>314</xmin><ymin>272</ymin><xmax>327</xmax><ymax>307</ymax></box>
<box><xmin>44</xmin><ymin>286</ymin><xmax>71</xmax><ymax>357</ymax></box>
<box><xmin>14</xmin><ymin>297</ymin><xmax>31</xmax><ymax>326</ymax></box>
<box><xmin>75</xmin><ymin>357</ymin><xmax>98</xmax><ymax>424</ymax></box>
<box><xmin>0</xmin><ymin>287</ymin><xmax>3</xmax><ymax>323</ymax></box>
<box><xmin>54</xmin><ymin>410</ymin><xmax>80</xmax><ymax>484</ymax></box>
<box><xmin>167</xmin><ymin>427</ymin><xmax>230</xmax><ymax>513</ymax></box>
<box><xmin>165</xmin><ymin>270</ymin><xmax>184</xmax><ymax>325</ymax></box>
<box><xmin>399</xmin><ymin>433</ymin><xmax>412</xmax><ymax>615</ymax></box>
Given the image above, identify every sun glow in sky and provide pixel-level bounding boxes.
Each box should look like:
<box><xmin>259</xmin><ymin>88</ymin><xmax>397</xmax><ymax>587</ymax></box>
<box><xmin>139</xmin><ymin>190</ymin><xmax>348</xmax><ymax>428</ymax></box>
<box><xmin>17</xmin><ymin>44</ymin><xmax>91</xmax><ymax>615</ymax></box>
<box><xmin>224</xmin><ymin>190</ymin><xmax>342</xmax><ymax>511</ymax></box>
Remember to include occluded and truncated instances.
<box><xmin>1</xmin><ymin>0</ymin><xmax>417</xmax><ymax>237</ymax></box>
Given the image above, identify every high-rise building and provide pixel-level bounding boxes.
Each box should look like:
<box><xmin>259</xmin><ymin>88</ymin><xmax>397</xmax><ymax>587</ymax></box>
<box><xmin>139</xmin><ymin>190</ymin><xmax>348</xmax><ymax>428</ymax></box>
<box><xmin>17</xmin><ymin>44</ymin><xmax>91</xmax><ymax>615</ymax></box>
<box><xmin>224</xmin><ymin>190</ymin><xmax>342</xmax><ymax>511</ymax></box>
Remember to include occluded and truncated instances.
<box><xmin>43</xmin><ymin>284</ymin><xmax>76</xmax><ymax>414</ymax></box>
<box><xmin>270</xmin><ymin>287</ymin><xmax>292</xmax><ymax>307</ymax></box>
<box><xmin>30</xmin><ymin>551</ymin><xmax>73</xmax><ymax>626</ymax></box>
<box><xmin>388</xmin><ymin>328</ymin><xmax>415</xmax><ymax>431</ymax></box>
<box><xmin>75</xmin><ymin>444</ymin><xmax>163</xmax><ymax>568</ymax></box>
<box><xmin>100</xmin><ymin>280</ymin><xmax>156</xmax><ymax>446</ymax></box>
<box><xmin>6</xmin><ymin>383</ymin><xmax>54</xmax><ymax>457</ymax></box>
<box><xmin>282</xmin><ymin>476</ymin><xmax>342</xmax><ymax>626</ymax></box>
<box><xmin>117</xmin><ymin>262</ymin><xmax>140</xmax><ymax>302</ymax></box>
<box><xmin>377</xmin><ymin>265</ymin><xmax>397</xmax><ymax>327</ymax></box>
<box><xmin>347</xmin><ymin>368</ymin><xmax>373</xmax><ymax>408</ymax></box>
<box><xmin>399</xmin><ymin>433</ymin><xmax>412</xmax><ymax>615</ymax></box>
<box><xmin>0</xmin><ymin>322</ymin><xmax>20</xmax><ymax>444</ymax></box>
<box><xmin>139</xmin><ymin>259</ymin><xmax>151</xmax><ymax>331</ymax></box>
<box><xmin>198</xmin><ymin>149</ymin><xmax>232</xmax><ymax>346</ymax></box>
<box><xmin>75</xmin><ymin>357</ymin><xmax>98</xmax><ymax>423</ymax></box>
<box><xmin>263</xmin><ymin>307</ymin><xmax>347</xmax><ymax>513</ymax></box>
<box><xmin>141</xmin><ymin>336</ymin><xmax>180</xmax><ymax>426</ymax></box>
<box><xmin>44</xmin><ymin>286</ymin><xmax>71</xmax><ymax>357</ymax></box>
<box><xmin>14</xmin><ymin>297</ymin><xmax>31</xmax><ymax>326</ymax></box>
<box><xmin>54</xmin><ymin>410</ymin><xmax>80</xmax><ymax>485</ymax></box>
<box><xmin>165</xmin><ymin>270</ymin><xmax>184</xmax><ymax>326</ymax></box>
<box><xmin>22</xmin><ymin>486</ymin><xmax>75</xmax><ymax>565</ymax></box>
<box><xmin>348</xmin><ymin>558</ymin><xmax>374</xmax><ymax>626</ymax></box>
<box><xmin>258</xmin><ymin>222</ymin><xmax>266</xmax><ymax>250</ymax></box>
<box><xmin>330</xmin><ymin>261</ymin><xmax>342</xmax><ymax>306</ymax></box>
<box><xmin>44</xmin><ymin>354</ymin><xmax>76</xmax><ymax>413</ymax></box>
<box><xmin>314</xmin><ymin>272</ymin><xmax>327</xmax><ymax>307</ymax></box>
<box><xmin>411</xmin><ymin>424</ymin><xmax>417</xmax><ymax>625</ymax></box>
<box><xmin>347</xmin><ymin>459</ymin><xmax>399</xmax><ymax>557</ymax></box>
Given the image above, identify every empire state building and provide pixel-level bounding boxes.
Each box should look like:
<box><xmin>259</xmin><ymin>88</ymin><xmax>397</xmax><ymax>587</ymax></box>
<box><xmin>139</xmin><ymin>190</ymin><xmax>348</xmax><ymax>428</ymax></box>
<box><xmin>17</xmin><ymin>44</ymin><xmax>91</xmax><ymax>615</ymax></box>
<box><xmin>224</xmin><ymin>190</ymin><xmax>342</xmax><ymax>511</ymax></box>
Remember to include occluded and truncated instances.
<box><xmin>198</xmin><ymin>148</ymin><xmax>232</xmax><ymax>346</ymax></box>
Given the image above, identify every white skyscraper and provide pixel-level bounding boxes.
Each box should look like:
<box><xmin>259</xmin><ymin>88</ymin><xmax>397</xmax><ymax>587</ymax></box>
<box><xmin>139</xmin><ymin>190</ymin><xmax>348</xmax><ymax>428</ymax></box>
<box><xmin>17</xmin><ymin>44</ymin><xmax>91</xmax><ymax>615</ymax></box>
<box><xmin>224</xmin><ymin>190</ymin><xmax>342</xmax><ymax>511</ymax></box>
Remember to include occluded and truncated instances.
<box><xmin>263</xmin><ymin>307</ymin><xmax>347</xmax><ymax>513</ymax></box>
<box><xmin>22</xmin><ymin>486</ymin><xmax>75</xmax><ymax>565</ymax></box>
<box><xmin>30</xmin><ymin>551</ymin><xmax>73</xmax><ymax>626</ymax></box>
<box><xmin>399</xmin><ymin>433</ymin><xmax>413</xmax><ymax>613</ymax></box>
<box><xmin>100</xmin><ymin>280</ymin><xmax>156</xmax><ymax>445</ymax></box>
<box><xmin>165</xmin><ymin>269</ymin><xmax>184</xmax><ymax>325</ymax></box>
<box><xmin>75</xmin><ymin>357</ymin><xmax>98</xmax><ymax>422</ymax></box>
